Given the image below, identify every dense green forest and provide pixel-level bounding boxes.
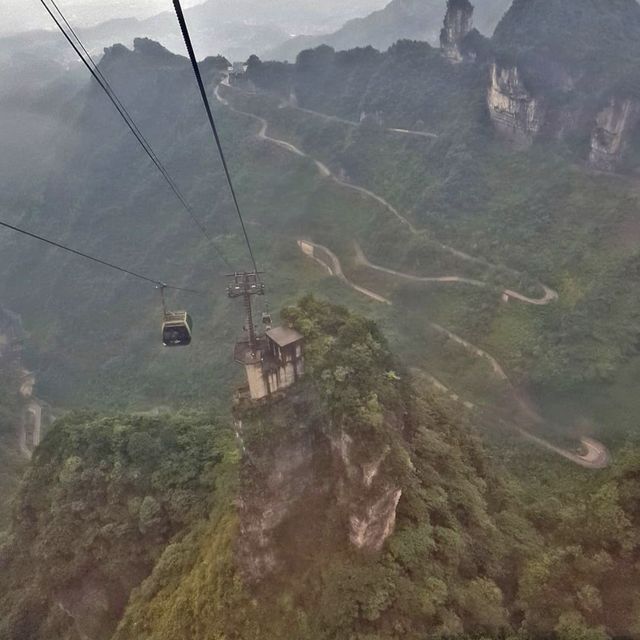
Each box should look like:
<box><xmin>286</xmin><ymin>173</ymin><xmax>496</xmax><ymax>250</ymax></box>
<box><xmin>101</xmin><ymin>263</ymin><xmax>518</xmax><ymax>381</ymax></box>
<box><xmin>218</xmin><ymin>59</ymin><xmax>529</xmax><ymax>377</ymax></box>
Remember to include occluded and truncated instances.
<box><xmin>237</xmin><ymin>18</ymin><xmax>640</xmax><ymax>441</ymax></box>
<box><xmin>0</xmin><ymin>410</ymin><xmax>232</xmax><ymax>639</ymax></box>
<box><xmin>3</xmin><ymin>299</ymin><xmax>640</xmax><ymax>639</ymax></box>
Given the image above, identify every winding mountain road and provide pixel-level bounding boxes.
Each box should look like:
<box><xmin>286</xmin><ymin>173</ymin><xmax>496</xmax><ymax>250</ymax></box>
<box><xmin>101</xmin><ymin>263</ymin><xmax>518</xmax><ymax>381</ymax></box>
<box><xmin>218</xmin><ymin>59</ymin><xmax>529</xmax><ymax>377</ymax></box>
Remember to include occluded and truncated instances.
<box><xmin>298</xmin><ymin>239</ymin><xmax>391</xmax><ymax>305</ymax></box>
<box><xmin>215</xmin><ymin>79</ymin><xmax>608</xmax><ymax>470</ymax></box>
<box><xmin>298</xmin><ymin>240</ymin><xmax>608</xmax><ymax>470</ymax></box>
<box><xmin>216</xmin><ymin>80</ymin><xmax>557</xmax><ymax>304</ymax></box>
<box><xmin>280</xmin><ymin>101</ymin><xmax>439</xmax><ymax>139</ymax></box>
<box><xmin>355</xmin><ymin>243</ymin><xmax>557</xmax><ymax>305</ymax></box>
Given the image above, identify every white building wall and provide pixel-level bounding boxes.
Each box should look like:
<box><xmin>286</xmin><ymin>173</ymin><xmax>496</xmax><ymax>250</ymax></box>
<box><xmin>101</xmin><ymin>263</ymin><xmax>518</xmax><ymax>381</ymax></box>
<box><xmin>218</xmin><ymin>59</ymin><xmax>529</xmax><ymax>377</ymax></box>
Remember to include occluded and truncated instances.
<box><xmin>246</xmin><ymin>363</ymin><xmax>269</xmax><ymax>400</ymax></box>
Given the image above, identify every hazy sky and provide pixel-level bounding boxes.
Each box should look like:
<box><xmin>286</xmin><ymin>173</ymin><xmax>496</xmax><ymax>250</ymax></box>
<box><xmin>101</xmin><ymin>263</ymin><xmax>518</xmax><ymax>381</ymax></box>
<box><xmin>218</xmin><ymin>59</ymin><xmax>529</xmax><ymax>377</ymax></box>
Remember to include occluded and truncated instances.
<box><xmin>3</xmin><ymin>0</ymin><xmax>390</xmax><ymax>38</ymax></box>
<box><xmin>2</xmin><ymin>0</ymin><xmax>203</xmax><ymax>34</ymax></box>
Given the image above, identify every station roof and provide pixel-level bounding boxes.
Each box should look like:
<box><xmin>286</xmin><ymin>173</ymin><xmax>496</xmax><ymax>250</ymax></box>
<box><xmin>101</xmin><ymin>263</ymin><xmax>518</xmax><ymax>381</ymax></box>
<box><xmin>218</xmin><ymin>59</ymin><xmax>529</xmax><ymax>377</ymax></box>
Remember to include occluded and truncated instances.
<box><xmin>266</xmin><ymin>326</ymin><xmax>304</xmax><ymax>348</ymax></box>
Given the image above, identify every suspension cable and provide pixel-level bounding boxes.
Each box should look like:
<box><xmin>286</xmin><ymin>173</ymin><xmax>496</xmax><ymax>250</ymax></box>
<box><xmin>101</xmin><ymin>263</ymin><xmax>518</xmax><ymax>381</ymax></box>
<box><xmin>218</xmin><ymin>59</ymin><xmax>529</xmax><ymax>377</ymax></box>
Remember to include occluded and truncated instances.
<box><xmin>172</xmin><ymin>0</ymin><xmax>259</xmax><ymax>275</ymax></box>
<box><xmin>0</xmin><ymin>219</ymin><xmax>201</xmax><ymax>294</ymax></box>
<box><xmin>39</xmin><ymin>0</ymin><xmax>234</xmax><ymax>272</ymax></box>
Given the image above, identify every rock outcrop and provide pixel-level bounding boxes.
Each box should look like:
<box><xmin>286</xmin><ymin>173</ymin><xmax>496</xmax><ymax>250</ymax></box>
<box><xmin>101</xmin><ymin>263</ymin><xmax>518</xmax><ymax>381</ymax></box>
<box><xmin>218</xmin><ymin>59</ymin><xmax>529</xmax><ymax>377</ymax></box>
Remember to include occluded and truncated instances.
<box><xmin>331</xmin><ymin>431</ymin><xmax>401</xmax><ymax>552</ymax></box>
<box><xmin>235</xmin><ymin>395</ymin><xmax>403</xmax><ymax>583</ymax></box>
<box><xmin>440</xmin><ymin>0</ymin><xmax>475</xmax><ymax>63</ymax></box>
<box><xmin>235</xmin><ymin>413</ymin><xmax>323</xmax><ymax>581</ymax></box>
<box><xmin>487</xmin><ymin>62</ymin><xmax>545</xmax><ymax>144</ymax></box>
<box><xmin>589</xmin><ymin>97</ymin><xmax>640</xmax><ymax>172</ymax></box>
<box><xmin>0</xmin><ymin>308</ymin><xmax>49</xmax><ymax>458</ymax></box>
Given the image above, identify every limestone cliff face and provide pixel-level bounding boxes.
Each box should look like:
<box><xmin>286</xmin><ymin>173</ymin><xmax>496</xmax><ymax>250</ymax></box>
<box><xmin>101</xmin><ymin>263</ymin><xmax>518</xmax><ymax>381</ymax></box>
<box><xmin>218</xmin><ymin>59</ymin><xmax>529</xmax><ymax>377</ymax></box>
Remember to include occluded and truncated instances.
<box><xmin>487</xmin><ymin>62</ymin><xmax>545</xmax><ymax>144</ymax></box>
<box><xmin>235</xmin><ymin>392</ymin><xmax>403</xmax><ymax>583</ymax></box>
<box><xmin>0</xmin><ymin>307</ymin><xmax>49</xmax><ymax>458</ymax></box>
<box><xmin>440</xmin><ymin>0</ymin><xmax>474</xmax><ymax>63</ymax></box>
<box><xmin>589</xmin><ymin>97</ymin><xmax>640</xmax><ymax>172</ymax></box>
<box><xmin>235</xmin><ymin>412</ymin><xmax>324</xmax><ymax>582</ymax></box>
<box><xmin>331</xmin><ymin>430</ymin><xmax>401</xmax><ymax>552</ymax></box>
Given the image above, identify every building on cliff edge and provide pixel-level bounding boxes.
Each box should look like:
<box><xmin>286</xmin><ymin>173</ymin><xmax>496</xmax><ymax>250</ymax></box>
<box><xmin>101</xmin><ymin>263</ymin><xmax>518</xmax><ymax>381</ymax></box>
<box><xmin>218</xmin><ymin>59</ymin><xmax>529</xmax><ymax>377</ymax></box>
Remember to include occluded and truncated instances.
<box><xmin>234</xmin><ymin>326</ymin><xmax>305</xmax><ymax>401</ymax></box>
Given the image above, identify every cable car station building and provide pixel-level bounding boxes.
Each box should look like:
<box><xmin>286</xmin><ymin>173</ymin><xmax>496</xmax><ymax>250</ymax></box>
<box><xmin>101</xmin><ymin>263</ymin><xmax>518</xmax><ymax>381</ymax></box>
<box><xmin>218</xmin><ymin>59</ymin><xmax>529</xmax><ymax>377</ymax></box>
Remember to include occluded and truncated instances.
<box><xmin>228</xmin><ymin>272</ymin><xmax>304</xmax><ymax>401</ymax></box>
<box><xmin>234</xmin><ymin>326</ymin><xmax>304</xmax><ymax>401</ymax></box>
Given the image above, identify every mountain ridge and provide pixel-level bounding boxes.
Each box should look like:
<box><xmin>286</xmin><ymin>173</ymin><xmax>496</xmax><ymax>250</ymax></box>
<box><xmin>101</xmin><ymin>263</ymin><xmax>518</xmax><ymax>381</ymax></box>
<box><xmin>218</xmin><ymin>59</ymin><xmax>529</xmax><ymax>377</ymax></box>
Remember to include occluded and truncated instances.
<box><xmin>265</xmin><ymin>0</ymin><xmax>512</xmax><ymax>62</ymax></box>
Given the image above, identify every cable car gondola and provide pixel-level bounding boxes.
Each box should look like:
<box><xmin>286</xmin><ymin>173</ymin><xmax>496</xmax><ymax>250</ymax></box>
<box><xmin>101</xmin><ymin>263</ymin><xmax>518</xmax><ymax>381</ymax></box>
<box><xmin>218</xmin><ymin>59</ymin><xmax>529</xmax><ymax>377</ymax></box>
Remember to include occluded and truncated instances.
<box><xmin>158</xmin><ymin>284</ymin><xmax>193</xmax><ymax>347</ymax></box>
<box><xmin>162</xmin><ymin>311</ymin><xmax>193</xmax><ymax>347</ymax></box>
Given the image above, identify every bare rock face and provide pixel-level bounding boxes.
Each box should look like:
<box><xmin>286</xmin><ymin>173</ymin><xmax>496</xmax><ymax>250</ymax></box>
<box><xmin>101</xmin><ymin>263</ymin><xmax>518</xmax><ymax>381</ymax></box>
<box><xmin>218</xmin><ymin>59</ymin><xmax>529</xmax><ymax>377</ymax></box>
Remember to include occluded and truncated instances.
<box><xmin>331</xmin><ymin>431</ymin><xmax>402</xmax><ymax>552</ymax></box>
<box><xmin>235</xmin><ymin>396</ymin><xmax>404</xmax><ymax>583</ymax></box>
<box><xmin>487</xmin><ymin>62</ymin><xmax>545</xmax><ymax>144</ymax></box>
<box><xmin>235</xmin><ymin>417</ymin><xmax>323</xmax><ymax>582</ymax></box>
<box><xmin>589</xmin><ymin>97</ymin><xmax>640</xmax><ymax>172</ymax></box>
<box><xmin>57</xmin><ymin>582</ymin><xmax>112</xmax><ymax>640</ymax></box>
<box><xmin>440</xmin><ymin>0</ymin><xmax>474</xmax><ymax>63</ymax></box>
<box><xmin>56</xmin><ymin>573</ymin><xmax>146</xmax><ymax>640</ymax></box>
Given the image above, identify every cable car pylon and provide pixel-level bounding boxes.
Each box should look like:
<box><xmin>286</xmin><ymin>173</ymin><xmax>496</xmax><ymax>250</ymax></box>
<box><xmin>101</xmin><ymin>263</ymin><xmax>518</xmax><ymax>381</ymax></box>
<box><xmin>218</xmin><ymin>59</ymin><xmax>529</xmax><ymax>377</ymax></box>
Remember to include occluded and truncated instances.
<box><xmin>227</xmin><ymin>272</ymin><xmax>265</xmax><ymax>355</ymax></box>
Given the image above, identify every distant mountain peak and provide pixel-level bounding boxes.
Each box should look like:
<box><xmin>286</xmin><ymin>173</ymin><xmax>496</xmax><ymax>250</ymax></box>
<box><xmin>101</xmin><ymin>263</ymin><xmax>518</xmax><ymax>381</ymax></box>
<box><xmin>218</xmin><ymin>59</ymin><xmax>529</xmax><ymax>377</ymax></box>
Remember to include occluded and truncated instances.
<box><xmin>132</xmin><ymin>37</ymin><xmax>179</xmax><ymax>59</ymax></box>
<box><xmin>440</xmin><ymin>0</ymin><xmax>475</xmax><ymax>62</ymax></box>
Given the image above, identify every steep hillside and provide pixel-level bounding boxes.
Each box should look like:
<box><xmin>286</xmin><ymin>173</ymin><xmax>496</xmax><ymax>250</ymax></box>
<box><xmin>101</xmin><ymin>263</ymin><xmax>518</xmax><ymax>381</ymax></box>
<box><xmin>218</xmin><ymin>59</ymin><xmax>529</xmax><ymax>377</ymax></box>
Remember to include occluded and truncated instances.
<box><xmin>0</xmin><ymin>411</ymin><xmax>231</xmax><ymax>640</ymax></box>
<box><xmin>0</xmin><ymin>39</ymin><xmax>257</xmax><ymax>409</ymax></box>
<box><xmin>0</xmin><ymin>354</ymin><xmax>26</xmax><ymax>536</ymax></box>
<box><xmin>488</xmin><ymin>0</ymin><xmax>640</xmax><ymax>164</ymax></box>
<box><xmin>3</xmin><ymin>300</ymin><xmax>640</xmax><ymax>639</ymax></box>
<box><xmin>493</xmin><ymin>0</ymin><xmax>640</xmax><ymax>77</ymax></box>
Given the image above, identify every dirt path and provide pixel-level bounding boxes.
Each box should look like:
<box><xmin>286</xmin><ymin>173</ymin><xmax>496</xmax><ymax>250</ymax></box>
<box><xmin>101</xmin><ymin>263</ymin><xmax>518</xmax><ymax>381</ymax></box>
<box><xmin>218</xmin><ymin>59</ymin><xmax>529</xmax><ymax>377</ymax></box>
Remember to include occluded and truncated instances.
<box><xmin>299</xmin><ymin>239</ymin><xmax>609</xmax><ymax>470</ymax></box>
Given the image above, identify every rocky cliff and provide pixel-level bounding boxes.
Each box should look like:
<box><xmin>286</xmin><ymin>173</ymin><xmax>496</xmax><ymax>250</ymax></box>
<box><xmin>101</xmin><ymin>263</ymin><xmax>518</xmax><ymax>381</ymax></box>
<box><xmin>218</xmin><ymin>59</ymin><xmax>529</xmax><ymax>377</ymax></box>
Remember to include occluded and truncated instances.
<box><xmin>487</xmin><ymin>61</ymin><xmax>545</xmax><ymax>144</ymax></box>
<box><xmin>234</xmin><ymin>299</ymin><xmax>409</xmax><ymax>582</ymax></box>
<box><xmin>109</xmin><ymin>298</ymin><xmax>522</xmax><ymax>639</ymax></box>
<box><xmin>234</xmin><ymin>394</ymin><xmax>404</xmax><ymax>582</ymax></box>
<box><xmin>589</xmin><ymin>97</ymin><xmax>640</xmax><ymax>172</ymax></box>
<box><xmin>440</xmin><ymin>0</ymin><xmax>474</xmax><ymax>63</ymax></box>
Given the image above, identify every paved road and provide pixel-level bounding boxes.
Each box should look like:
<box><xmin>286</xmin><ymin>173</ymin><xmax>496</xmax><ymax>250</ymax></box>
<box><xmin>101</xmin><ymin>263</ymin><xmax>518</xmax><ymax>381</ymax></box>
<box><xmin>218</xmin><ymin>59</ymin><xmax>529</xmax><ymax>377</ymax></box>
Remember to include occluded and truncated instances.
<box><xmin>216</xmin><ymin>80</ymin><xmax>558</xmax><ymax>304</ymax></box>
<box><xmin>298</xmin><ymin>240</ymin><xmax>391</xmax><ymax>305</ymax></box>
<box><xmin>299</xmin><ymin>239</ymin><xmax>609</xmax><ymax>471</ymax></box>
<box><xmin>280</xmin><ymin>101</ymin><xmax>439</xmax><ymax>139</ymax></box>
<box><xmin>355</xmin><ymin>243</ymin><xmax>558</xmax><ymax>306</ymax></box>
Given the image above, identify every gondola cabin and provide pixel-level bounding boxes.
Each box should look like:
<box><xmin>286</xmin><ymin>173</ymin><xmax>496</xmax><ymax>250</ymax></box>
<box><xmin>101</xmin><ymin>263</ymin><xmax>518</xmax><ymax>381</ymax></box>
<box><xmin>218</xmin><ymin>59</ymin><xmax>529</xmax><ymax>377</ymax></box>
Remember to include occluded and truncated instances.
<box><xmin>162</xmin><ymin>311</ymin><xmax>193</xmax><ymax>347</ymax></box>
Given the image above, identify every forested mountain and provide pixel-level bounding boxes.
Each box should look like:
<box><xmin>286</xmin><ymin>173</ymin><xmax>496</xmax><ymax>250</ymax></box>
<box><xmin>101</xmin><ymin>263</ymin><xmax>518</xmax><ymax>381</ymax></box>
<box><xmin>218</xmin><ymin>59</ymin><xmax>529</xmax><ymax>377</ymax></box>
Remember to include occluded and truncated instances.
<box><xmin>265</xmin><ymin>0</ymin><xmax>511</xmax><ymax>62</ymax></box>
<box><xmin>4</xmin><ymin>300</ymin><xmax>640</xmax><ymax>639</ymax></box>
<box><xmin>2</xmin><ymin>0</ymin><xmax>389</xmax><ymax>66</ymax></box>
<box><xmin>0</xmin><ymin>39</ymin><xmax>249</xmax><ymax>410</ymax></box>
<box><xmin>3</xmin><ymin>0</ymin><xmax>640</xmax><ymax>638</ymax></box>
<box><xmin>493</xmin><ymin>0</ymin><xmax>640</xmax><ymax>71</ymax></box>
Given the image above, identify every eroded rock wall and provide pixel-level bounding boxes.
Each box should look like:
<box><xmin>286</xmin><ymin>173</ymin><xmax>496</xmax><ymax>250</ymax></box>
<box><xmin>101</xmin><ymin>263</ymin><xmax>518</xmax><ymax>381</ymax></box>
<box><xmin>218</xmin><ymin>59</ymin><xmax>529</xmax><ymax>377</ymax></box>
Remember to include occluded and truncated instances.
<box><xmin>235</xmin><ymin>394</ymin><xmax>403</xmax><ymax>583</ymax></box>
<box><xmin>487</xmin><ymin>62</ymin><xmax>545</xmax><ymax>144</ymax></box>
<box><xmin>440</xmin><ymin>0</ymin><xmax>474</xmax><ymax>63</ymax></box>
<box><xmin>589</xmin><ymin>97</ymin><xmax>640</xmax><ymax>172</ymax></box>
